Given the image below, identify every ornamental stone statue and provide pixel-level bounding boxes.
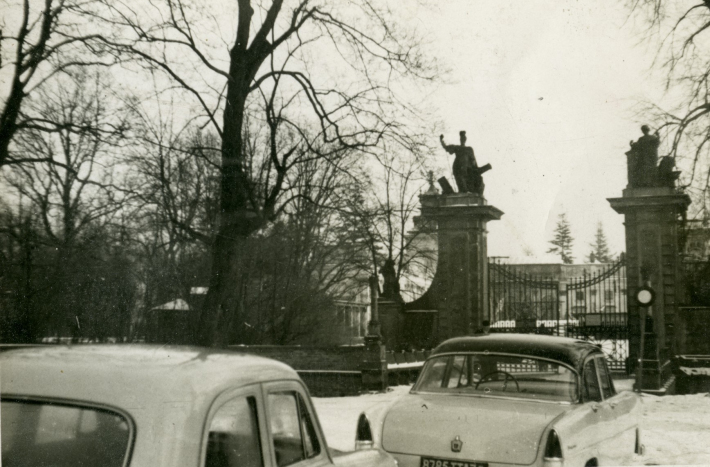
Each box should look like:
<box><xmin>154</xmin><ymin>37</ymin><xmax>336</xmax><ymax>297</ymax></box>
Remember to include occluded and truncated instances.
<box><xmin>626</xmin><ymin>125</ymin><xmax>660</xmax><ymax>188</ymax></box>
<box><xmin>440</xmin><ymin>131</ymin><xmax>491</xmax><ymax>195</ymax></box>
<box><xmin>379</xmin><ymin>258</ymin><xmax>402</xmax><ymax>302</ymax></box>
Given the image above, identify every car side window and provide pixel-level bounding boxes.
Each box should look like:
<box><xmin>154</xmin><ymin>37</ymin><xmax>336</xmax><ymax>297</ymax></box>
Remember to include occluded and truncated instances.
<box><xmin>419</xmin><ymin>358</ymin><xmax>448</xmax><ymax>388</ymax></box>
<box><xmin>206</xmin><ymin>396</ymin><xmax>263</xmax><ymax>467</ymax></box>
<box><xmin>595</xmin><ymin>357</ymin><xmax>616</xmax><ymax>399</ymax></box>
<box><xmin>267</xmin><ymin>392</ymin><xmax>320</xmax><ymax>467</ymax></box>
<box><xmin>583</xmin><ymin>359</ymin><xmax>602</xmax><ymax>402</ymax></box>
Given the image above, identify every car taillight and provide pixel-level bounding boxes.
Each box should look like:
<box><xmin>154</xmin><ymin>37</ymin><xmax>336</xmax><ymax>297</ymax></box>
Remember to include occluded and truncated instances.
<box><xmin>543</xmin><ymin>429</ymin><xmax>563</xmax><ymax>467</ymax></box>
<box><xmin>355</xmin><ymin>413</ymin><xmax>373</xmax><ymax>450</ymax></box>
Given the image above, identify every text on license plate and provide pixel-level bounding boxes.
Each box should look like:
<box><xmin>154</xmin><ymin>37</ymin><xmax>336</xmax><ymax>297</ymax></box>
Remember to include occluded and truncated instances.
<box><xmin>420</xmin><ymin>457</ymin><xmax>488</xmax><ymax>467</ymax></box>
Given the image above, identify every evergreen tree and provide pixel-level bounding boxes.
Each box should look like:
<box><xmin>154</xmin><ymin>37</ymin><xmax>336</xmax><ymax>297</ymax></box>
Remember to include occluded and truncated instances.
<box><xmin>547</xmin><ymin>213</ymin><xmax>574</xmax><ymax>264</ymax></box>
<box><xmin>587</xmin><ymin>222</ymin><xmax>612</xmax><ymax>263</ymax></box>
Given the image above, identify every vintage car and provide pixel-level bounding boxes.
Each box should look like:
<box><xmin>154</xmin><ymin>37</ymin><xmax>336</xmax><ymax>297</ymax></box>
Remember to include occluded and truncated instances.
<box><xmin>355</xmin><ymin>334</ymin><xmax>643</xmax><ymax>467</ymax></box>
<box><xmin>1</xmin><ymin>345</ymin><xmax>396</xmax><ymax>467</ymax></box>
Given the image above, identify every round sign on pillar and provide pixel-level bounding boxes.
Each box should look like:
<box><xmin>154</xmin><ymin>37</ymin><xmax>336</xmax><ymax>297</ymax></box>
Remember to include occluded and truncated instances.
<box><xmin>635</xmin><ymin>286</ymin><xmax>655</xmax><ymax>308</ymax></box>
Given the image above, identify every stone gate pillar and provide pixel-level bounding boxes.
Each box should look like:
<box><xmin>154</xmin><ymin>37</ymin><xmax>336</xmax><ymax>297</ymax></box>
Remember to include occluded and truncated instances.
<box><xmin>404</xmin><ymin>193</ymin><xmax>503</xmax><ymax>344</ymax></box>
<box><xmin>609</xmin><ymin>186</ymin><xmax>690</xmax><ymax>393</ymax></box>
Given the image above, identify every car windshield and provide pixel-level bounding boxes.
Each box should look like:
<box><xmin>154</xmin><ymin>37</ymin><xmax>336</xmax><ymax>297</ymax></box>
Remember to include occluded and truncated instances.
<box><xmin>1</xmin><ymin>399</ymin><xmax>131</xmax><ymax>467</ymax></box>
<box><xmin>413</xmin><ymin>353</ymin><xmax>579</xmax><ymax>403</ymax></box>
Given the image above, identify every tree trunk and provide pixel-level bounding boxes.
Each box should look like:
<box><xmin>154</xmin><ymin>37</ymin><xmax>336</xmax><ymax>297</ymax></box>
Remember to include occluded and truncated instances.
<box><xmin>195</xmin><ymin>58</ymin><xmax>260</xmax><ymax>347</ymax></box>
<box><xmin>0</xmin><ymin>76</ymin><xmax>24</xmax><ymax>166</ymax></box>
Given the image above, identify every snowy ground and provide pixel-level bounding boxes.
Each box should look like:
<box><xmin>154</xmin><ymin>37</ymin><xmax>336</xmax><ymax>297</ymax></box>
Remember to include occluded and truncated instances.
<box><xmin>312</xmin><ymin>380</ymin><xmax>710</xmax><ymax>466</ymax></box>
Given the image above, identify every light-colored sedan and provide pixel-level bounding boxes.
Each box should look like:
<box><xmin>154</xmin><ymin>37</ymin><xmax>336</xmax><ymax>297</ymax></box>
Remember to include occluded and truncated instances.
<box><xmin>1</xmin><ymin>345</ymin><xmax>396</xmax><ymax>467</ymax></box>
<box><xmin>355</xmin><ymin>334</ymin><xmax>643</xmax><ymax>467</ymax></box>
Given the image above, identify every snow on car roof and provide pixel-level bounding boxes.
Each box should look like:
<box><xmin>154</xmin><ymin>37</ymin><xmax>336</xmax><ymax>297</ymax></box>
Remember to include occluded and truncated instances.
<box><xmin>431</xmin><ymin>333</ymin><xmax>602</xmax><ymax>370</ymax></box>
<box><xmin>1</xmin><ymin>345</ymin><xmax>298</xmax><ymax>407</ymax></box>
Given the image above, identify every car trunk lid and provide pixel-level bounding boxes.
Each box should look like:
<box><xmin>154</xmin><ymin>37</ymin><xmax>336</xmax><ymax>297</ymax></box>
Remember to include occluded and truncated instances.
<box><xmin>382</xmin><ymin>393</ymin><xmax>570</xmax><ymax>465</ymax></box>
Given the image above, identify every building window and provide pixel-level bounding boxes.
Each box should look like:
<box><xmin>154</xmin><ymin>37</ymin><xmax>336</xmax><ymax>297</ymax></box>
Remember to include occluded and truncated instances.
<box><xmin>575</xmin><ymin>291</ymin><xmax>585</xmax><ymax>301</ymax></box>
<box><xmin>604</xmin><ymin>290</ymin><xmax>614</xmax><ymax>301</ymax></box>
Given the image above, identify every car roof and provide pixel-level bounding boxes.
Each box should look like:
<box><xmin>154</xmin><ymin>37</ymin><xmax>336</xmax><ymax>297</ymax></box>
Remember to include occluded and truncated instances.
<box><xmin>0</xmin><ymin>344</ymin><xmax>299</xmax><ymax>407</ymax></box>
<box><xmin>431</xmin><ymin>333</ymin><xmax>603</xmax><ymax>370</ymax></box>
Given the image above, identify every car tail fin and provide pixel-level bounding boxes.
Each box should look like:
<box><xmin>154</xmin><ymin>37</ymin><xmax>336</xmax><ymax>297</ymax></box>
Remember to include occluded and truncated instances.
<box><xmin>355</xmin><ymin>413</ymin><xmax>373</xmax><ymax>450</ymax></box>
<box><xmin>543</xmin><ymin>429</ymin><xmax>563</xmax><ymax>467</ymax></box>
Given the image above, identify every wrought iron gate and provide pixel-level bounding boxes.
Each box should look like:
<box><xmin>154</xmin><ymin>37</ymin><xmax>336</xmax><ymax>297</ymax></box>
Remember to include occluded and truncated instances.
<box><xmin>487</xmin><ymin>257</ymin><xmax>629</xmax><ymax>371</ymax></box>
<box><xmin>564</xmin><ymin>258</ymin><xmax>628</xmax><ymax>371</ymax></box>
<box><xmin>488</xmin><ymin>259</ymin><xmax>560</xmax><ymax>335</ymax></box>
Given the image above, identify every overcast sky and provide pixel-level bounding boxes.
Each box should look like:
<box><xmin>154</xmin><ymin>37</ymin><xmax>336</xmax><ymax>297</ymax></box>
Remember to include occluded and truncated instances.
<box><xmin>410</xmin><ymin>0</ymin><xmax>665</xmax><ymax>262</ymax></box>
<box><xmin>0</xmin><ymin>0</ymin><xmax>672</xmax><ymax>263</ymax></box>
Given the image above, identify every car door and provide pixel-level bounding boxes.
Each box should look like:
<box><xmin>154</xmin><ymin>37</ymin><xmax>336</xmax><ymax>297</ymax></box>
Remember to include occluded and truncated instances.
<box><xmin>554</xmin><ymin>355</ymin><xmax>607</xmax><ymax>465</ymax></box>
<box><xmin>202</xmin><ymin>383</ymin><xmax>271</xmax><ymax>467</ymax></box>
<box><xmin>594</xmin><ymin>356</ymin><xmax>638</xmax><ymax>464</ymax></box>
<box><xmin>262</xmin><ymin>381</ymin><xmax>331</xmax><ymax>467</ymax></box>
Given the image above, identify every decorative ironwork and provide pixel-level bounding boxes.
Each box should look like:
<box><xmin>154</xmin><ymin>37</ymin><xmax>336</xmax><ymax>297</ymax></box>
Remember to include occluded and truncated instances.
<box><xmin>488</xmin><ymin>259</ymin><xmax>560</xmax><ymax>335</ymax></box>
<box><xmin>487</xmin><ymin>256</ymin><xmax>630</xmax><ymax>372</ymax></box>
<box><xmin>565</xmin><ymin>257</ymin><xmax>628</xmax><ymax>372</ymax></box>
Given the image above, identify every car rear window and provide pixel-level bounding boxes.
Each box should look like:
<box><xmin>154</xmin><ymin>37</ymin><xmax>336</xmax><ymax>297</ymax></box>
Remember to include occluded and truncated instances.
<box><xmin>1</xmin><ymin>399</ymin><xmax>131</xmax><ymax>467</ymax></box>
<box><xmin>414</xmin><ymin>354</ymin><xmax>579</xmax><ymax>402</ymax></box>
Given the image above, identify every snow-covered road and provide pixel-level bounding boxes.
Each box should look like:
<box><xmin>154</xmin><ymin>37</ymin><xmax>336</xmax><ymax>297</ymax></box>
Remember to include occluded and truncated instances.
<box><xmin>313</xmin><ymin>383</ymin><xmax>710</xmax><ymax>466</ymax></box>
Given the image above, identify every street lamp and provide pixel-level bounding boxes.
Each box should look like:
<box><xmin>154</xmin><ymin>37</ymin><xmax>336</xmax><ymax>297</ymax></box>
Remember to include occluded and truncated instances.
<box><xmin>634</xmin><ymin>285</ymin><xmax>655</xmax><ymax>393</ymax></box>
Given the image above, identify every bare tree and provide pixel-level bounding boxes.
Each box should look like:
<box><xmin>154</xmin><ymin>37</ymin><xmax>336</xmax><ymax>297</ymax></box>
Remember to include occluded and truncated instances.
<box><xmin>2</xmin><ymin>71</ymin><xmax>132</xmax><ymax>340</ymax></box>
<box><xmin>242</xmin><ymin>154</ymin><xmax>366</xmax><ymax>344</ymax></box>
<box><xmin>82</xmin><ymin>0</ymin><xmax>436</xmax><ymax>346</ymax></box>
<box><xmin>0</xmin><ymin>0</ymin><xmax>115</xmax><ymax>167</ymax></box>
<box><xmin>345</xmin><ymin>151</ymin><xmax>435</xmax><ymax>301</ymax></box>
<box><xmin>5</xmin><ymin>72</ymin><xmax>128</xmax><ymax>246</ymax></box>
<box><xmin>627</xmin><ymin>1</ymin><xmax>710</xmax><ymax>216</ymax></box>
<box><xmin>0</xmin><ymin>202</ymin><xmax>41</xmax><ymax>342</ymax></box>
<box><xmin>127</xmin><ymin>118</ymin><xmax>219</xmax><ymax>324</ymax></box>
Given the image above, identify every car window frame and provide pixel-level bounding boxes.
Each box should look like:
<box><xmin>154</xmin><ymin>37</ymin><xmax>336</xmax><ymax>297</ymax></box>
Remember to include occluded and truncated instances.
<box><xmin>261</xmin><ymin>380</ymin><xmax>330</xmax><ymax>467</ymax></box>
<box><xmin>593</xmin><ymin>354</ymin><xmax>616</xmax><ymax>399</ymax></box>
<box><xmin>1</xmin><ymin>394</ymin><xmax>136</xmax><ymax>467</ymax></box>
<box><xmin>581</xmin><ymin>355</ymin><xmax>604</xmax><ymax>403</ymax></box>
<box><xmin>201</xmin><ymin>383</ymin><xmax>269</xmax><ymax>467</ymax></box>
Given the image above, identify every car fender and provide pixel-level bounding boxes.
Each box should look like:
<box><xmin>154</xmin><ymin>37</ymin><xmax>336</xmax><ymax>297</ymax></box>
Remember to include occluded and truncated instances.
<box><xmin>548</xmin><ymin>392</ymin><xmax>641</xmax><ymax>467</ymax></box>
<box><xmin>357</xmin><ymin>397</ymin><xmax>402</xmax><ymax>449</ymax></box>
<box><xmin>548</xmin><ymin>403</ymin><xmax>603</xmax><ymax>465</ymax></box>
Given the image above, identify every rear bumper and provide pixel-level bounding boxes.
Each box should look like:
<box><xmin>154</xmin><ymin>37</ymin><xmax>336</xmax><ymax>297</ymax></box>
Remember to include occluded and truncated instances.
<box><xmin>391</xmin><ymin>452</ymin><xmax>532</xmax><ymax>467</ymax></box>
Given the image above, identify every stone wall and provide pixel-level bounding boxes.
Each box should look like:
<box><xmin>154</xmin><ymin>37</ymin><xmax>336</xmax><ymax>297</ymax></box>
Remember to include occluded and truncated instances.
<box><xmin>231</xmin><ymin>345</ymin><xmax>429</xmax><ymax>396</ymax></box>
<box><xmin>232</xmin><ymin>344</ymin><xmax>387</xmax><ymax>397</ymax></box>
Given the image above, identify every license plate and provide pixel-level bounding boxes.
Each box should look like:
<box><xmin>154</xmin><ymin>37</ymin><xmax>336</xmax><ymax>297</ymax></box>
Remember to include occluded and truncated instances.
<box><xmin>420</xmin><ymin>457</ymin><xmax>488</xmax><ymax>467</ymax></box>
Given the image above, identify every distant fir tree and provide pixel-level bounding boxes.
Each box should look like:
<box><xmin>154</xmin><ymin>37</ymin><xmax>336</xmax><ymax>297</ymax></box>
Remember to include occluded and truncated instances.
<box><xmin>587</xmin><ymin>222</ymin><xmax>612</xmax><ymax>263</ymax></box>
<box><xmin>547</xmin><ymin>213</ymin><xmax>574</xmax><ymax>264</ymax></box>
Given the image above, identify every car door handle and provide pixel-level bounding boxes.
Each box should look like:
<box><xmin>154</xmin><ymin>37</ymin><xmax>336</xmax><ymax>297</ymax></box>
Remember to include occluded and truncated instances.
<box><xmin>591</xmin><ymin>404</ymin><xmax>600</xmax><ymax>412</ymax></box>
<box><xmin>609</xmin><ymin>402</ymin><xmax>617</xmax><ymax>409</ymax></box>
